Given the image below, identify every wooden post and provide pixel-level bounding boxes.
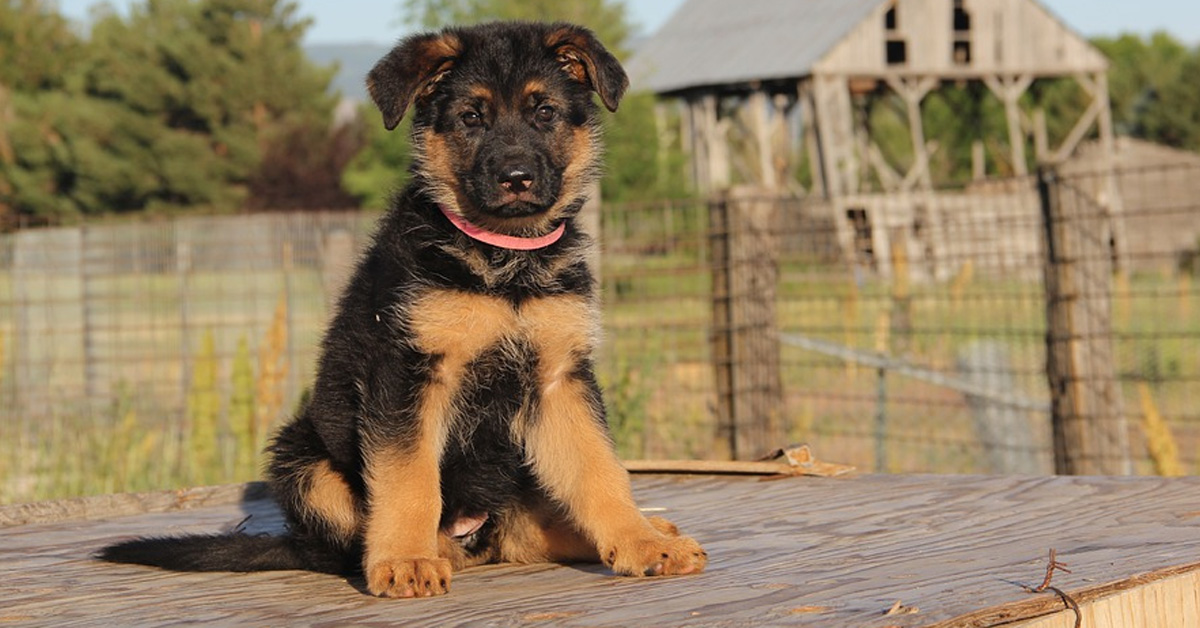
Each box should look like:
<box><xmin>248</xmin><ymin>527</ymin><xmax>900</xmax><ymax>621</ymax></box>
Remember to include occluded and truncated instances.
<box><xmin>690</xmin><ymin>94</ymin><xmax>730</xmax><ymax>194</ymax></box>
<box><xmin>711</xmin><ymin>187</ymin><xmax>785</xmax><ymax>460</ymax></box>
<box><xmin>1038</xmin><ymin>167</ymin><xmax>1130</xmax><ymax>475</ymax></box>
<box><xmin>798</xmin><ymin>81</ymin><xmax>827</xmax><ymax>198</ymax></box>
<box><xmin>747</xmin><ymin>89</ymin><xmax>777</xmax><ymax>189</ymax></box>
<box><xmin>1034</xmin><ymin>109</ymin><xmax>1049</xmax><ymax>163</ymax></box>
<box><xmin>679</xmin><ymin>99</ymin><xmax>696</xmax><ymax>191</ymax></box>
<box><xmin>985</xmin><ymin>75</ymin><xmax>1032</xmax><ymax>177</ymax></box>
<box><xmin>972</xmin><ymin>140</ymin><xmax>986</xmax><ymax>181</ymax></box>
<box><xmin>813</xmin><ymin>75</ymin><xmax>859</xmax><ymax>263</ymax></box>
<box><xmin>886</xmin><ymin>76</ymin><xmax>937</xmax><ymax>191</ymax></box>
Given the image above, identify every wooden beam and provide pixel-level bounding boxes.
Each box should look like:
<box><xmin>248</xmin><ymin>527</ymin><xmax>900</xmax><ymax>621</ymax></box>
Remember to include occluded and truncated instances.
<box><xmin>972</xmin><ymin>140</ymin><xmax>986</xmax><ymax>181</ymax></box>
<box><xmin>687</xmin><ymin>95</ymin><xmax>730</xmax><ymax>195</ymax></box>
<box><xmin>900</xmin><ymin>141</ymin><xmax>940</xmax><ymax>191</ymax></box>
<box><xmin>886</xmin><ymin>76</ymin><xmax>938</xmax><ymax>191</ymax></box>
<box><xmin>748</xmin><ymin>90</ymin><xmax>777</xmax><ymax>188</ymax></box>
<box><xmin>867</xmin><ymin>143</ymin><xmax>902</xmax><ymax>192</ymax></box>
<box><xmin>1051</xmin><ymin>98</ymin><xmax>1101</xmax><ymax>163</ymax></box>
<box><xmin>1034</xmin><ymin>108</ymin><xmax>1049</xmax><ymax>163</ymax></box>
<box><xmin>770</xmin><ymin>93</ymin><xmax>794</xmax><ymax>192</ymax></box>
<box><xmin>798</xmin><ymin>81</ymin><xmax>826</xmax><ymax>197</ymax></box>
<box><xmin>984</xmin><ymin>74</ymin><xmax>1033</xmax><ymax>177</ymax></box>
<box><xmin>684</xmin><ymin>98</ymin><xmax>705</xmax><ymax>194</ymax></box>
<box><xmin>707</xmin><ymin>96</ymin><xmax>731</xmax><ymax>191</ymax></box>
<box><xmin>813</xmin><ymin>74</ymin><xmax>858</xmax><ymax>197</ymax></box>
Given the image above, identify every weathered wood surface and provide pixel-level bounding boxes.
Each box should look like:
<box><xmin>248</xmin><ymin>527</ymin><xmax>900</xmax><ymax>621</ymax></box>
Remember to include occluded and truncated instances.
<box><xmin>2</xmin><ymin>474</ymin><xmax>1199</xmax><ymax>627</ymax></box>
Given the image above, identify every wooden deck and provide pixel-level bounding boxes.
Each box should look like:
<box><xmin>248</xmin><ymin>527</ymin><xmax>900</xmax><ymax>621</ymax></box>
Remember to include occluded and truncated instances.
<box><xmin>2</xmin><ymin>473</ymin><xmax>1199</xmax><ymax>627</ymax></box>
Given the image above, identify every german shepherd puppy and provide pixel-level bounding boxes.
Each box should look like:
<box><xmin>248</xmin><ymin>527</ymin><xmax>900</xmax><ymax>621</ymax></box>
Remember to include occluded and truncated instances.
<box><xmin>100</xmin><ymin>21</ymin><xmax>706</xmax><ymax>598</ymax></box>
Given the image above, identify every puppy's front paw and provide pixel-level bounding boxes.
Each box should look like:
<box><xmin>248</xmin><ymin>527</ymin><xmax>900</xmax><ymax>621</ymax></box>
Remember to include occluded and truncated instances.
<box><xmin>366</xmin><ymin>557</ymin><xmax>452</xmax><ymax>598</ymax></box>
<box><xmin>601</xmin><ymin>530</ymin><xmax>707</xmax><ymax>577</ymax></box>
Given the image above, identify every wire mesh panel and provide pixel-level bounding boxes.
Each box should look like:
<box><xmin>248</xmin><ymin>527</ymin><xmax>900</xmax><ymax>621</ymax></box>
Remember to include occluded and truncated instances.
<box><xmin>598</xmin><ymin>198</ymin><xmax>715</xmax><ymax>460</ymax></box>
<box><xmin>3</xmin><ymin>163</ymin><xmax>1198</xmax><ymax>502</ymax></box>
<box><xmin>1067</xmin><ymin>163</ymin><xmax>1200</xmax><ymax>476</ymax></box>
<box><xmin>0</xmin><ymin>212</ymin><xmax>378</xmax><ymax>502</ymax></box>
<box><xmin>776</xmin><ymin>187</ymin><xmax>1053</xmax><ymax>474</ymax></box>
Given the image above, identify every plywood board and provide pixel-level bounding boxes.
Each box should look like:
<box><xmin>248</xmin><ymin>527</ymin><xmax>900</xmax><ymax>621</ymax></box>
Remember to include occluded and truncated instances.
<box><xmin>2</xmin><ymin>474</ymin><xmax>1199</xmax><ymax>626</ymax></box>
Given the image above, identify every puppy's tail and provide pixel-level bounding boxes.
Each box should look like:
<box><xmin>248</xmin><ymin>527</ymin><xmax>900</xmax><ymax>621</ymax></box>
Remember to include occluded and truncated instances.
<box><xmin>97</xmin><ymin>533</ymin><xmax>350</xmax><ymax>575</ymax></box>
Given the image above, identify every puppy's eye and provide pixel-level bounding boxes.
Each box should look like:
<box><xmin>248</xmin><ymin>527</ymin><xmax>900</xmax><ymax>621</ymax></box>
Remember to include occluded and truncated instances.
<box><xmin>461</xmin><ymin>111</ymin><xmax>483</xmax><ymax>127</ymax></box>
<box><xmin>534</xmin><ymin>104</ymin><xmax>556</xmax><ymax>123</ymax></box>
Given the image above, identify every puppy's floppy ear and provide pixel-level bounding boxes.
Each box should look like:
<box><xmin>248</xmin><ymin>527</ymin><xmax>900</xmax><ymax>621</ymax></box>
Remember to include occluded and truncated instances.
<box><xmin>545</xmin><ymin>24</ymin><xmax>629</xmax><ymax>113</ymax></box>
<box><xmin>367</xmin><ymin>30</ymin><xmax>462</xmax><ymax>130</ymax></box>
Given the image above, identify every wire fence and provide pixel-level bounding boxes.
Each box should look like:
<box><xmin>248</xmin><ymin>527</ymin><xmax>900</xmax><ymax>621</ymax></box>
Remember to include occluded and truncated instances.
<box><xmin>1</xmin><ymin>162</ymin><xmax>1198</xmax><ymax>502</ymax></box>
<box><xmin>602</xmin><ymin>163</ymin><xmax>1200</xmax><ymax>475</ymax></box>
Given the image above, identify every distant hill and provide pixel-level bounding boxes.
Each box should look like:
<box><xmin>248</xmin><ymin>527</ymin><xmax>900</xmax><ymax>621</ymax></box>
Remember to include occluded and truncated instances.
<box><xmin>306</xmin><ymin>43</ymin><xmax>392</xmax><ymax>102</ymax></box>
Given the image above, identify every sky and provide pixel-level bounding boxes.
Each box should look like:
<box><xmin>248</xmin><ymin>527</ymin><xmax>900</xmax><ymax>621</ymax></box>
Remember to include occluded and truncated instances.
<box><xmin>55</xmin><ymin>0</ymin><xmax>1200</xmax><ymax>46</ymax></box>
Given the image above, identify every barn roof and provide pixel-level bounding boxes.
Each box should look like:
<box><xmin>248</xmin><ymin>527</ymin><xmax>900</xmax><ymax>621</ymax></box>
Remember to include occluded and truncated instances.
<box><xmin>627</xmin><ymin>0</ymin><xmax>887</xmax><ymax>94</ymax></box>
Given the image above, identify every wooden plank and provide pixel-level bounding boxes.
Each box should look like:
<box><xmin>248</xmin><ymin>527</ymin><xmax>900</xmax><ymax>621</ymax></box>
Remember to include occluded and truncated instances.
<box><xmin>2</xmin><ymin>475</ymin><xmax>1199</xmax><ymax>626</ymax></box>
<box><xmin>0</xmin><ymin>483</ymin><xmax>270</xmax><ymax>527</ymax></box>
<box><xmin>940</xmin><ymin>563</ymin><xmax>1200</xmax><ymax>628</ymax></box>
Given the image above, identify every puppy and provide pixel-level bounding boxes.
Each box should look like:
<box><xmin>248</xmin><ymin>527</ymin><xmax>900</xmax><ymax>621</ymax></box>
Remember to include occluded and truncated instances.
<box><xmin>100</xmin><ymin>21</ymin><xmax>707</xmax><ymax>598</ymax></box>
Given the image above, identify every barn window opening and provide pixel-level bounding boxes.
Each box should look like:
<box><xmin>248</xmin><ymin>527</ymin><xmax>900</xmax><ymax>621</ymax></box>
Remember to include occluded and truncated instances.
<box><xmin>954</xmin><ymin>40</ymin><xmax>972</xmax><ymax>64</ymax></box>
<box><xmin>847</xmin><ymin>208</ymin><xmax>876</xmax><ymax>267</ymax></box>
<box><xmin>953</xmin><ymin>0</ymin><xmax>973</xmax><ymax>65</ymax></box>
<box><xmin>884</xmin><ymin>3</ymin><xmax>906</xmax><ymax>66</ymax></box>
<box><xmin>953</xmin><ymin>0</ymin><xmax>971</xmax><ymax>31</ymax></box>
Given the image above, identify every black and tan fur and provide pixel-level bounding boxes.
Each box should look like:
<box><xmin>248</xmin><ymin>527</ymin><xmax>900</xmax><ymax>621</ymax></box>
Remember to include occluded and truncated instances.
<box><xmin>99</xmin><ymin>21</ymin><xmax>707</xmax><ymax>598</ymax></box>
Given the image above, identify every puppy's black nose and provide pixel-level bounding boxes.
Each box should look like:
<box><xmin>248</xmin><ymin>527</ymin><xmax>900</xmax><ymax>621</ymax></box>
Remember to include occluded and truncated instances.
<box><xmin>499</xmin><ymin>168</ymin><xmax>534</xmax><ymax>194</ymax></box>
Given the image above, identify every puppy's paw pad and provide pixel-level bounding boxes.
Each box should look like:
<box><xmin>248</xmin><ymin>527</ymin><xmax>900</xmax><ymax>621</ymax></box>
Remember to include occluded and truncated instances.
<box><xmin>366</xmin><ymin>557</ymin><xmax>452</xmax><ymax>598</ymax></box>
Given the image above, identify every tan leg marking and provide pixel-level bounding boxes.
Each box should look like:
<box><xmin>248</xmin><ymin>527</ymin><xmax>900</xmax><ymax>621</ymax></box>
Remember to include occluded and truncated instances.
<box><xmin>364</xmin><ymin>447</ymin><xmax>450</xmax><ymax>597</ymax></box>
<box><xmin>302</xmin><ymin>459</ymin><xmax>359</xmax><ymax>544</ymax></box>
<box><xmin>364</xmin><ymin>289</ymin><xmax>516</xmax><ymax>598</ymax></box>
<box><xmin>519</xmin><ymin>296</ymin><xmax>707</xmax><ymax>577</ymax></box>
<box><xmin>495</xmin><ymin>499</ymin><xmax>599</xmax><ymax>565</ymax></box>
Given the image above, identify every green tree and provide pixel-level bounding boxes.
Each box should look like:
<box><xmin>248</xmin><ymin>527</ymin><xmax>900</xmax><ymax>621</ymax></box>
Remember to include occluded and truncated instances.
<box><xmin>81</xmin><ymin>0</ymin><xmax>339</xmax><ymax>210</ymax></box>
<box><xmin>1092</xmin><ymin>33</ymin><xmax>1191</xmax><ymax>138</ymax></box>
<box><xmin>0</xmin><ymin>0</ymin><xmax>87</xmax><ymax>224</ymax></box>
<box><xmin>0</xmin><ymin>0</ymin><xmax>83</xmax><ymax>91</ymax></box>
<box><xmin>1138</xmin><ymin>44</ymin><xmax>1200</xmax><ymax>150</ymax></box>
<box><xmin>343</xmin><ymin>107</ymin><xmax>414</xmax><ymax>209</ymax></box>
<box><xmin>1</xmin><ymin>0</ymin><xmax>342</xmax><ymax>222</ymax></box>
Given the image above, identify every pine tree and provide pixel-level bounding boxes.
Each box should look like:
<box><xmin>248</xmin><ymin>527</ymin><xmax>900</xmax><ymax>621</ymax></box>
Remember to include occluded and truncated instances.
<box><xmin>1</xmin><ymin>0</ymin><xmax>342</xmax><ymax>221</ymax></box>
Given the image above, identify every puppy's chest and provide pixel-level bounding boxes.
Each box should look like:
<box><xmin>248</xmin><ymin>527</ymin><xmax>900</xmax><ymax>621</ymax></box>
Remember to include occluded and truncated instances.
<box><xmin>402</xmin><ymin>288</ymin><xmax>598</xmax><ymax>383</ymax></box>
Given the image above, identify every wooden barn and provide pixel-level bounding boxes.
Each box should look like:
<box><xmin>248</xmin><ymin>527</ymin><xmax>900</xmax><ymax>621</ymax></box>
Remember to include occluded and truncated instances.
<box><xmin>629</xmin><ymin>0</ymin><xmax>1119</xmax><ymax>279</ymax></box>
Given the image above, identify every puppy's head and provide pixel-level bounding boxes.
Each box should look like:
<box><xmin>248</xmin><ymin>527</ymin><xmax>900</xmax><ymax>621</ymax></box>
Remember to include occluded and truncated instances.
<box><xmin>367</xmin><ymin>22</ymin><xmax>628</xmax><ymax>236</ymax></box>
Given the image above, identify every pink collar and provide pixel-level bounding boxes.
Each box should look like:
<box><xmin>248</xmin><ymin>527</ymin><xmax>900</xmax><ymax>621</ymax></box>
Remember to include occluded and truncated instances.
<box><xmin>440</xmin><ymin>205</ymin><xmax>566</xmax><ymax>250</ymax></box>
